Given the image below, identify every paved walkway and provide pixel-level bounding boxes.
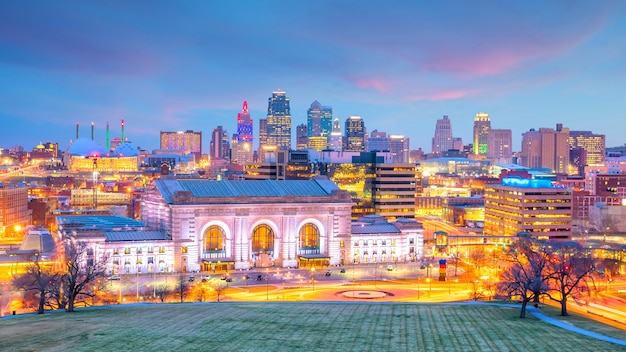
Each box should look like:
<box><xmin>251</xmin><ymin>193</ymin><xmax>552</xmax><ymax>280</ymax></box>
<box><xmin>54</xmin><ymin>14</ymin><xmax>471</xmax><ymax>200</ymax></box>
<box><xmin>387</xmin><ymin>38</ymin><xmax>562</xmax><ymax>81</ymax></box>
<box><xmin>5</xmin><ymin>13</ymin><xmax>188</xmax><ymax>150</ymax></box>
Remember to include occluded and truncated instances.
<box><xmin>526</xmin><ymin>305</ymin><xmax>626</xmax><ymax>347</ymax></box>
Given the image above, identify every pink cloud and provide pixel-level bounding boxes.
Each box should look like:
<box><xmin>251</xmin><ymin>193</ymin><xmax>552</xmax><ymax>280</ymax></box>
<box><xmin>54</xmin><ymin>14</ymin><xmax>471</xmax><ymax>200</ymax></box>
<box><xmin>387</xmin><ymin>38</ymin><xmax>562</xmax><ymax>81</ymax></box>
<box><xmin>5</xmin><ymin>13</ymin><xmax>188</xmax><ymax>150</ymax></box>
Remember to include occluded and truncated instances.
<box><xmin>347</xmin><ymin>77</ymin><xmax>392</xmax><ymax>93</ymax></box>
<box><xmin>406</xmin><ymin>88</ymin><xmax>482</xmax><ymax>101</ymax></box>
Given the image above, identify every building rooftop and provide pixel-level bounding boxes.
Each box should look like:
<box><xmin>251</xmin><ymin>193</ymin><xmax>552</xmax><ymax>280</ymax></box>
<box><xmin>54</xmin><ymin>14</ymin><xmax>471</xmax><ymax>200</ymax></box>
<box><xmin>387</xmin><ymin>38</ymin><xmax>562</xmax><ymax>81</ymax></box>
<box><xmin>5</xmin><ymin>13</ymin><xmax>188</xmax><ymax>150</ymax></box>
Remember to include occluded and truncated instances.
<box><xmin>104</xmin><ymin>231</ymin><xmax>169</xmax><ymax>242</ymax></box>
<box><xmin>155</xmin><ymin>177</ymin><xmax>342</xmax><ymax>203</ymax></box>
<box><xmin>57</xmin><ymin>215</ymin><xmax>144</xmax><ymax>232</ymax></box>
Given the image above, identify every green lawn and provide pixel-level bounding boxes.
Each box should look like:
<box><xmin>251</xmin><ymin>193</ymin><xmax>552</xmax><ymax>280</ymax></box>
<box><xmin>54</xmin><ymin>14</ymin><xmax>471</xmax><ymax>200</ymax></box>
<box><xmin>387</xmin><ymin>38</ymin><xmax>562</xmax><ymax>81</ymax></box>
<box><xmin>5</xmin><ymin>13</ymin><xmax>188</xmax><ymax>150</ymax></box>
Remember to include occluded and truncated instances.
<box><xmin>0</xmin><ymin>303</ymin><xmax>624</xmax><ymax>352</ymax></box>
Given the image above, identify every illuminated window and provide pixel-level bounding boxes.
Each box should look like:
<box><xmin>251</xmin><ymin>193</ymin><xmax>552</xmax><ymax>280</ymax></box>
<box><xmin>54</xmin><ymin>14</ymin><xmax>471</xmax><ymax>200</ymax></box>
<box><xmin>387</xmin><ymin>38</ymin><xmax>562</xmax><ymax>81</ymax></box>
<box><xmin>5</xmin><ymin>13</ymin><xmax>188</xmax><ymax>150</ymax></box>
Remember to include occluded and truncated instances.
<box><xmin>252</xmin><ymin>224</ymin><xmax>274</xmax><ymax>255</ymax></box>
<box><xmin>203</xmin><ymin>225</ymin><xmax>225</xmax><ymax>252</ymax></box>
<box><xmin>299</xmin><ymin>223</ymin><xmax>320</xmax><ymax>255</ymax></box>
<box><xmin>181</xmin><ymin>246</ymin><xmax>188</xmax><ymax>254</ymax></box>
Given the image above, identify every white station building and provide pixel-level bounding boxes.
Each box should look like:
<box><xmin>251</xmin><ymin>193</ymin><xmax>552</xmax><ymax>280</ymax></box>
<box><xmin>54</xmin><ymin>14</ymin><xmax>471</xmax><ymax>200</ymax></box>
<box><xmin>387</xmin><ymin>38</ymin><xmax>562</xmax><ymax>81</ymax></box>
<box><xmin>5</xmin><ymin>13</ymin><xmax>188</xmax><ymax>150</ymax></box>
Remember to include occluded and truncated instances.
<box><xmin>141</xmin><ymin>176</ymin><xmax>354</xmax><ymax>271</ymax></box>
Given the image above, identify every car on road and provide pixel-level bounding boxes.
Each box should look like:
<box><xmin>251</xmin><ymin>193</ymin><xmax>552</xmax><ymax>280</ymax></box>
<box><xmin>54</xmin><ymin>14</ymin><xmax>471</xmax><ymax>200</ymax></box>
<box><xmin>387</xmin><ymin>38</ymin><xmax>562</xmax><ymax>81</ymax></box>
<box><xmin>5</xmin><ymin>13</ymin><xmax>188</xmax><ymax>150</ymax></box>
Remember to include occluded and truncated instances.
<box><xmin>387</xmin><ymin>265</ymin><xmax>394</xmax><ymax>271</ymax></box>
<box><xmin>109</xmin><ymin>275</ymin><xmax>121</xmax><ymax>280</ymax></box>
<box><xmin>340</xmin><ymin>268</ymin><xmax>346</xmax><ymax>273</ymax></box>
<box><xmin>325</xmin><ymin>269</ymin><xmax>332</xmax><ymax>276</ymax></box>
<box><xmin>188</xmin><ymin>276</ymin><xmax>195</xmax><ymax>282</ymax></box>
<box><xmin>256</xmin><ymin>274</ymin><xmax>264</xmax><ymax>281</ymax></box>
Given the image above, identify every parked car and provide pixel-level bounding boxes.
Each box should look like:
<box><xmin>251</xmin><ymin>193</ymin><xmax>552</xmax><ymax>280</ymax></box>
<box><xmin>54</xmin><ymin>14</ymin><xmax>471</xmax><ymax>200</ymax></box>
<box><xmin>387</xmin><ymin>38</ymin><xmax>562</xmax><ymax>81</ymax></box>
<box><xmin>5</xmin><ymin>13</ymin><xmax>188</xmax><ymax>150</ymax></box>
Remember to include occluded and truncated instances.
<box><xmin>387</xmin><ymin>265</ymin><xmax>394</xmax><ymax>271</ymax></box>
<box><xmin>325</xmin><ymin>269</ymin><xmax>332</xmax><ymax>276</ymax></box>
<box><xmin>256</xmin><ymin>274</ymin><xmax>264</xmax><ymax>281</ymax></box>
<box><xmin>188</xmin><ymin>276</ymin><xmax>195</xmax><ymax>282</ymax></box>
<box><xmin>340</xmin><ymin>268</ymin><xmax>346</xmax><ymax>273</ymax></box>
<box><xmin>243</xmin><ymin>274</ymin><xmax>250</xmax><ymax>280</ymax></box>
<box><xmin>109</xmin><ymin>275</ymin><xmax>121</xmax><ymax>280</ymax></box>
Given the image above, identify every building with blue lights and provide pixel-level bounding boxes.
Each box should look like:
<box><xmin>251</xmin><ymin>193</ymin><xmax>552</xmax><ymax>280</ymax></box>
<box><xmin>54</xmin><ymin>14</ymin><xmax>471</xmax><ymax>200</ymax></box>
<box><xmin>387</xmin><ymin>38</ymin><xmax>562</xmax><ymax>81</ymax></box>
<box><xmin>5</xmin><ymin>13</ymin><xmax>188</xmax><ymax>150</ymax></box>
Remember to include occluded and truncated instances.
<box><xmin>484</xmin><ymin>177</ymin><xmax>572</xmax><ymax>240</ymax></box>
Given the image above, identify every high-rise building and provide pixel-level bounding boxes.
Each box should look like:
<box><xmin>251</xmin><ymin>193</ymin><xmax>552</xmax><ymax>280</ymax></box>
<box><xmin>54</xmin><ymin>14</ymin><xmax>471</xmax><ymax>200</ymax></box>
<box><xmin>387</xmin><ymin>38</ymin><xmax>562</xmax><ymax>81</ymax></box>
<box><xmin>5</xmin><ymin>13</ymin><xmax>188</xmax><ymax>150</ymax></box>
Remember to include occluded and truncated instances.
<box><xmin>484</xmin><ymin>177</ymin><xmax>572</xmax><ymax>240</ymax></box>
<box><xmin>328</xmin><ymin>118</ymin><xmax>343</xmax><ymax>151</ymax></box>
<box><xmin>388</xmin><ymin>135</ymin><xmax>410</xmax><ymax>164</ymax></box>
<box><xmin>472</xmin><ymin>112</ymin><xmax>491</xmax><ymax>156</ymax></box>
<box><xmin>568</xmin><ymin>131</ymin><xmax>605</xmax><ymax>165</ymax></box>
<box><xmin>487</xmin><ymin>129</ymin><xmax>512</xmax><ymax>163</ymax></box>
<box><xmin>258</xmin><ymin>118</ymin><xmax>268</xmax><ymax>159</ymax></box>
<box><xmin>431</xmin><ymin>115</ymin><xmax>453</xmax><ymax>154</ymax></box>
<box><xmin>232</xmin><ymin>101</ymin><xmax>254</xmax><ymax>165</ymax></box>
<box><xmin>296</xmin><ymin>123</ymin><xmax>308</xmax><ymax>150</ymax></box>
<box><xmin>344</xmin><ymin>116</ymin><xmax>366</xmax><ymax>152</ymax></box>
<box><xmin>210</xmin><ymin>126</ymin><xmax>230</xmax><ymax>161</ymax></box>
<box><xmin>265</xmin><ymin>90</ymin><xmax>292</xmax><ymax>150</ymax></box>
<box><xmin>160</xmin><ymin>130</ymin><xmax>202</xmax><ymax>162</ymax></box>
<box><xmin>306</xmin><ymin>100</ymin><xmax>332</xmax><ymax>151</ymax></box>
<box><xmin>367</xmin><ymin>130</ymin><xmax>389</xmax><ymax>152</ymax></box>
<box><xmin>520</xmin><ymin>124</ymin><xmax>570</xmax><ymax>174</ymax></box>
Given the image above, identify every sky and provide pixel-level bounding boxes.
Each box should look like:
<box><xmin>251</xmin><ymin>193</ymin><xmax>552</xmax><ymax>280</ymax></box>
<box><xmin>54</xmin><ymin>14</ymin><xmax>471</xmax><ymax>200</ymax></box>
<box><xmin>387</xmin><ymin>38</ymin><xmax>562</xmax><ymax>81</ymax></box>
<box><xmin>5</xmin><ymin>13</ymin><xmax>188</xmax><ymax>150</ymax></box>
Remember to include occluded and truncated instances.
<box><xmin>1</xmin><ymin>1</ymin><xmax>626</xmax><ymax>153</ymax></box>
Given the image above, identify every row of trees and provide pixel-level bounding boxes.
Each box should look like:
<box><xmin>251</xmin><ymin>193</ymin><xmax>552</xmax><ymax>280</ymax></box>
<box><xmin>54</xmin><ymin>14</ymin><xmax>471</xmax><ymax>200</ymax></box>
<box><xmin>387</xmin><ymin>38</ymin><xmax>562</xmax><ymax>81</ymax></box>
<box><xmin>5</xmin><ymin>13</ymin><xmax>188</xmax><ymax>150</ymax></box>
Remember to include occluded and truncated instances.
<box><xmin>496</xmin><ymin>237</ymin><xmax>602</xmax><ymax>318</ymax></box>
<box><xmin>13</xmin><ymin>239</ymin><xmax>108</xmax><ymax>314</ymax></box>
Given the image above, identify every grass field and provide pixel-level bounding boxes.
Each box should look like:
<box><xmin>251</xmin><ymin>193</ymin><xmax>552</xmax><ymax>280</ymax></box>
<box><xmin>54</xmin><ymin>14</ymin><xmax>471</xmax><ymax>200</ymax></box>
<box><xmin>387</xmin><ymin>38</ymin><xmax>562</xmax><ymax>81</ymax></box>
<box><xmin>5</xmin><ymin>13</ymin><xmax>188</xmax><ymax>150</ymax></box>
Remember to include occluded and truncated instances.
<box><xmin>0</xmin><ymin>303</ymin><xmax>624</xmax><ymax>352</ymax></box>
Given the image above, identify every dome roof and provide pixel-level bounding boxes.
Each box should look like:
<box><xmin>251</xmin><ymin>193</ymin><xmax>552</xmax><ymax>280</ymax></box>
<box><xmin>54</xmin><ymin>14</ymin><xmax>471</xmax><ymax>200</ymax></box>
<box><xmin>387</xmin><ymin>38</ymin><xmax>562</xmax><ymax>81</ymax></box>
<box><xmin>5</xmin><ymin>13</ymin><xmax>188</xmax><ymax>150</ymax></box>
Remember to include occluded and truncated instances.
<box><xmin>68</xmin><ymin>138</ymin><xmax>106</xmax><ymax>157</ymax></box>
<box><xmin>113</xmin><ymin>142</ymin><xmax>138</xmax><ymax>157</ymax></box>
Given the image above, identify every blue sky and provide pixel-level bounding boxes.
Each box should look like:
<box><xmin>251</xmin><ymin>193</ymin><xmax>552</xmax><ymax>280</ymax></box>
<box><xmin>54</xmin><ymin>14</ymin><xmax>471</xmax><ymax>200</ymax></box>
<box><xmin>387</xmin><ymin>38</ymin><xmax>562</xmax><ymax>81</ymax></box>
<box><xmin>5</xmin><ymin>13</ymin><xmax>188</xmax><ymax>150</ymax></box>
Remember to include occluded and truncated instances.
<box><xmin>1</xmin><ymin>1</ymin><xmax>625</xmax><ymax>153</ymax></box>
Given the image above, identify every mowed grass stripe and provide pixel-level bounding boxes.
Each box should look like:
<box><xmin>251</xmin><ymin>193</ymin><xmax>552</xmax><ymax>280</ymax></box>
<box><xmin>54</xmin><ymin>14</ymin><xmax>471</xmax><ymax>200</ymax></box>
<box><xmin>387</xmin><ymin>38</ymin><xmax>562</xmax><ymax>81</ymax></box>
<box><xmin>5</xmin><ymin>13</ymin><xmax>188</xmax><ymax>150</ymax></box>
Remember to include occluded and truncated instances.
<box><xmin>0</xmin><ymin>303</ymin><xmax>623</xmax><ymax>352</ymax></box>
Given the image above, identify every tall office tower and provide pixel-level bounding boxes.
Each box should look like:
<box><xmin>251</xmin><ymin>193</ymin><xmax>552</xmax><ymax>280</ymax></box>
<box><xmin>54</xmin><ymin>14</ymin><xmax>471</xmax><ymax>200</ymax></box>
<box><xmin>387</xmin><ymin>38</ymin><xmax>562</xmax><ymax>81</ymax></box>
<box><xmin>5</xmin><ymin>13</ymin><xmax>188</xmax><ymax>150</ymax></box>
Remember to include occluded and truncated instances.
<box><xmin>520</xmin><ymin>123</ymin><xmax>570</xmax><ymax>174</ymax></box>
<box><xmin>160</xmin><ymin>130</ymin><xmax>202</xmax><ymax>162</ymax></box>
<box><xmin>344</xmin><ymin>115</ymin><xmax>366</xmax><ymax>152</ymax></box>
<box><xmin>328</xmin><ymin>118</ymin><xmax>343</xmax><ymax>151</ymax></box>
<box><xmin>487</xmin><ymin>129</ymin><xmax>512</xmax><ymax>163</ymax></box>
<box><xmin>431</xmin><ymin>115</ymin><xmax>453</xmax><ymax>154</ymax></box>
<box><xmin>367</xmin><ymin>130</ymin><xmax>389</xmax><ymax>152</ymax></box>
<box><xmin>568</xmin><ymin>131</ymin><xmax>606</xmax><ymax>165</ymax></box>
<box><xmin>306</xmin><ymin>100</ymin><xmax>333</xmax><ymax>150</ymax></box>
<box><xmin>233</xmin><ymin>101</ymin><xmax>254</xmax><ymax>165</ymax></box>
<box><xmin>258</xmin><ymin>118</ymin><xmax>268</xmax><ymax>157</ymax></box>
<box><xmin>389</xmin><ymin>135</ymin><xmax>410</xmax><ymax>163</ymax></box>
<box><xmin>210</xmin><ymin>126</ymin><xmax>228</xmax><ymax>160</ymax></box>
<box><xmin>265</xmin><ymin>90</ymin><xmax>292</xmax><ymax>150</ymax></box>
<box><xmin>472</xmin><ymin>112</ymin><xmax>491</xmax><ymax>156</ymax></box>
<box><xmin>296</xmin><ymin>123</ymin><xmax>308</xmax><ymax>150</ymax></box>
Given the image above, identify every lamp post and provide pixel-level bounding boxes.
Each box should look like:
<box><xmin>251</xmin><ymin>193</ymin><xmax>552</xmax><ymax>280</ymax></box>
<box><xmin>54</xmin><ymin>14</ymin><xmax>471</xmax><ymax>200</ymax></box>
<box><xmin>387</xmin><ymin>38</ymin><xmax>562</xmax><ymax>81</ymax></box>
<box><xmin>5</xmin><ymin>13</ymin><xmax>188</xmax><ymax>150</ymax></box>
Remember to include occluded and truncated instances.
<box><xmin>311</xmin><ymin>267</ymin><xmax>315</xmax><ymax>291</ymax></box>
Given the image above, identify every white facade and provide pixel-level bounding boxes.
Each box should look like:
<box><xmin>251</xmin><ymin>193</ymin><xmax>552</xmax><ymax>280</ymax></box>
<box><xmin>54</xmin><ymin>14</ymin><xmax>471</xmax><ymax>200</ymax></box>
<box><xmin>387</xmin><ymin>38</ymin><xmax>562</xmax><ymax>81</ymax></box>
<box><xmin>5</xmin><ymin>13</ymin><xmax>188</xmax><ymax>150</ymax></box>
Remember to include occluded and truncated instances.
<box><xmin>141</xmin><ymin>177</ymin><xmax>353</xmax><ymax>271</ymax></box>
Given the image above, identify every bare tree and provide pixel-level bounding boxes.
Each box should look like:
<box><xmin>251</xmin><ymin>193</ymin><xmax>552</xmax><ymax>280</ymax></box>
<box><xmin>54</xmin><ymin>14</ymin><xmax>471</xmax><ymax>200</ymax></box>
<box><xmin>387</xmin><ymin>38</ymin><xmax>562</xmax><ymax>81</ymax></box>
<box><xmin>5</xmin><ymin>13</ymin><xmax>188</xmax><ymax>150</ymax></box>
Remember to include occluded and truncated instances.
<box><xmin>496</xmin><ymin>237</ymin><xmax>550</xmax><ymax>318</ymax></box>
<box><xmin>468</xmin><ymin>247</ymin><xmax>488</xmax><ymax>276</ymax></box>
<box><xmin>12</xmin><ymin>259</ymin><xmax>60</xmax><ymax>314</ymax></box>
<box><xmin>154</xmin><ymin>284</ymin><xmax>171</xmax><ymax>303</ymax></box>
<box><xmin>175</xmin><ymin>273</ymin><xmax>188</xmax><ymax>303</ymax></box>
<box><xmin>545</xmin><ymin>241</ymin><xmax>596</xmax><ymax>316</ymax></box>
<box><xmin>62</xmin><ymin>239</ymin><xmax>108</xmax><ymax>312</ymax></box>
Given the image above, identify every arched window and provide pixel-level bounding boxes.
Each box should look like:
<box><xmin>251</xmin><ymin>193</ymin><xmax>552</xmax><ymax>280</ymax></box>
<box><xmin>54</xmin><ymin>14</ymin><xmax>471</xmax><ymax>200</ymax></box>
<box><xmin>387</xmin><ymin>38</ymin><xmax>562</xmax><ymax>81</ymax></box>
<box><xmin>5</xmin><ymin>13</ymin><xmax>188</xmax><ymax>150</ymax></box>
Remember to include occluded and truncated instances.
<box><xmin>203</xmin><ymin>225</ymin><xmax>226</xmax><ymax>259</ymax></box>
<box><xmin>252</xmin><ymin>224</ymin><xmax>274</xmax><ymax>255</ymax></box>
<box><xmin>299</xmin><ymin>223</ymin><xmax>320</xmax><ymax>255</ymax></box>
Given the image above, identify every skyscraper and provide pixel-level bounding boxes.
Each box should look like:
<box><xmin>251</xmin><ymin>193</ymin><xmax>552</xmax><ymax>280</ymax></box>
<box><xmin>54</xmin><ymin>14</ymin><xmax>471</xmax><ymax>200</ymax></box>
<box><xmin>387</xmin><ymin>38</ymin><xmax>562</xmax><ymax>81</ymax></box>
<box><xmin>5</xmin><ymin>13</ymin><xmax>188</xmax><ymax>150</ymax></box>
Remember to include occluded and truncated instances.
<box><xmin>210</xmin><ymin>126</ymin><xmax>229</xmax><ymax>160</ymax></box>
<box><xmin>568</xmin><ymin>131</ymin><xmax>605</xmax><ymax>165</ymax></box>
<box><xmin>265</xmin><ymin>90</ymin><xmax>292</xmax><ymax>150</ymax></box>
<box><xmin>296</xmin><ymin>123</ymin><xmax>308</xmax><ymax>150</ymax></box>
<box><xmin>431</xmin><ymin>115</ymin><xmax>453</xmax><ymax>154</ymax></box>
<box><xmin>160</xmin><ymin>130</ymin><xmax>202</xmax><ymax>162</ymax></box>
<box><xmin>487</xmin><ymin>129</ymin><xmax>512</xmax><ymax>163</ymax></box>
<box><xmin>388</xmin><ymin>135</ymin><xmax>410</xmax><ymax>163</ymax></box>
<box><xmin>520</xmin><ymin>124</ymin><xmax>570</xmax><ymax>174</ymax></box>
<box><xmin>344</xmin><ymin>116</ymin><xmax>366</xmax><ymax>152</ymax></box>
<box><xmin>472</xmin><ymin>112</ymin><xmax>491</xmax><ymax>156</ymax></box>
<box><xmin>328</xmin><ymin>118</ymin><xmax>343</xmax><ymax>151</ymax></box>
<box><xmin>232</xmin><ymin>101</ymin><xmax>254</xmax><ymax>165</ymax></box>
<box><xmin>306</xmin><ymin>100</ymin><xmax>333</xmax><ymax>150</ymax></box>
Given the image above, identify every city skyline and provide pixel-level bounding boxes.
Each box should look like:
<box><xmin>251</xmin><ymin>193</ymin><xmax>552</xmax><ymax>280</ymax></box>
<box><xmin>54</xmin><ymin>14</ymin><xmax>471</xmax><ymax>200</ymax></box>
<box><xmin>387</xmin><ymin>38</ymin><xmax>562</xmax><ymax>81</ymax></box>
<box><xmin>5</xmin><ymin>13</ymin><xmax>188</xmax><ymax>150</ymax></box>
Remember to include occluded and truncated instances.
<box><xmin>2</xmin><ymin>1</ymin><xmax>626</xmax><ymax>152</ymax></box>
